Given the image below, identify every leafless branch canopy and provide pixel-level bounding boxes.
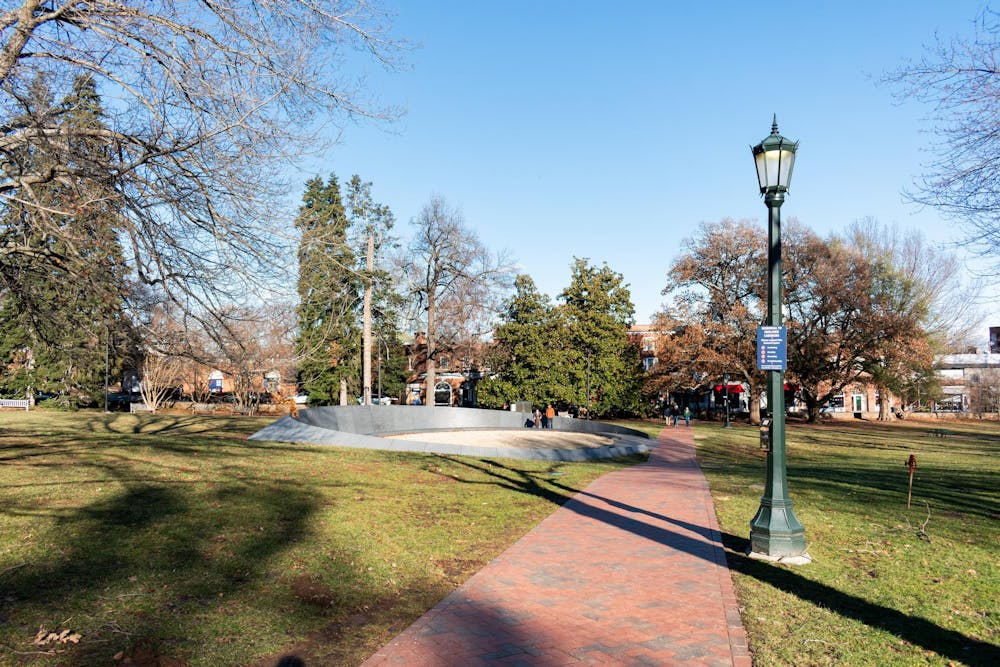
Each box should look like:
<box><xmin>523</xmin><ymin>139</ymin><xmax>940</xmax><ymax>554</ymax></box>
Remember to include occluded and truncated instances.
<box><xmin>885</xmin><ymin>9</ymin><xmax>1000</xmax><ymax>273</ymax></box>
<box><xmin>1</xmin><ymin>0</ymin><xmax>403</xmax><ymax>314</ymax></box>
<box><xmin>400</xmin><ymin>195</ymin><xmax>515</xmax><ymax>352</ymax></box>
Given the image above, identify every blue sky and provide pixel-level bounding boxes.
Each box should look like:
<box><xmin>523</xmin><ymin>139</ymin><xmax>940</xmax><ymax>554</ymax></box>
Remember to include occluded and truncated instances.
<box><xmin>295</xmin><ymin>1</ymin><xmax>997</xmax><ymax>336</ymax></box>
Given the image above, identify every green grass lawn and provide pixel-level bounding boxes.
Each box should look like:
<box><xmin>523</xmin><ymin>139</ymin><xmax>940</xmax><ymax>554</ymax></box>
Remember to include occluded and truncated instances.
<box><xmin>0</xmin><ymin>411</ymin><xmax>644</xmax><ymax>666</ymax></box>
<box><xmin>694</xmin><ymin>418</ymin><xmax>1000</xmax><ymax>666</ymax></box>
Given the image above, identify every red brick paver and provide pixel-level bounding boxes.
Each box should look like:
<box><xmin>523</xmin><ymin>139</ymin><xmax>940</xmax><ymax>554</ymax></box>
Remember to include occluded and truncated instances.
<box><xmin>362</xmin><ymin>427</ymin><xmax>748</xmax><ymax>666</ymax></box>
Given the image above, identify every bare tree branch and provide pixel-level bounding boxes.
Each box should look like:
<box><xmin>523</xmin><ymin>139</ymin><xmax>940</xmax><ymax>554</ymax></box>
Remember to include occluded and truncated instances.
<box><xmin>1</xmin><ymin>0</ymin><xmax>404</xmax><ymax>316</ymax></box>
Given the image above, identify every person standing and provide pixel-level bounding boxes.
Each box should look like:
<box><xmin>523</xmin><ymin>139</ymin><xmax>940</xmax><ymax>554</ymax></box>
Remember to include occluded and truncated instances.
<box><xmin>683</xmin><ymin>406</ymin><xmax>691</xmax><ymax>426</ymax></box>
<box><xmin>671</xmin><ymin>404</ymin><xmax>679</xmax><ymax>427</ymax></box>
<box><xmin>545</xmin><ymin>403</ymin><xmax>555</xmax><ymax>429</ymax></box>
<box><xmin>533</xmin><ymin>407</ymin><xmax>541</xmax><ymax>428</ymax></box>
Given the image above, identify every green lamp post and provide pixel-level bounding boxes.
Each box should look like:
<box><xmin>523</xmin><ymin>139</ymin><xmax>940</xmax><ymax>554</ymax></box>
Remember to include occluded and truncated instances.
<box><xmin>749</xmin><ymin>116</ymin><xmax>809</xmax><ymax>562</ymax></box>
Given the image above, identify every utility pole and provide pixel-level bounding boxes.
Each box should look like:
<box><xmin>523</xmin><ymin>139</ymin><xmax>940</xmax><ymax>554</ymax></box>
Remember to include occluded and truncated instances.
<box><xmin>362</xmin><ymin>233</ymin><xmax>374</xmax><ymax>405</ymax></box>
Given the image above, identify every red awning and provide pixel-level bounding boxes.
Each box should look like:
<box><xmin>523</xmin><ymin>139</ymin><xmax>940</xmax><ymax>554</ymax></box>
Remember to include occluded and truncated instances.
<box><xmin>714</xmin><ymin>384</ymin><xmax>744</xmax><ymax>394</ymax></box>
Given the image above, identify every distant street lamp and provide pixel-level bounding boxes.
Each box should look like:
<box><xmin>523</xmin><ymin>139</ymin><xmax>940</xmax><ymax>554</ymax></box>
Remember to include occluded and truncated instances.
<box><xmin>723</xmin><ymin>372</ymin><xmax>731</xmax><ymax>429</ymax></box>
<box><xmin>749</xmin><ymin>116</ymin><xmax>809</xmax><ymax>562</ymax></box>
<box><xmin>103</xmin><ymin>325</ymin><xmax>110</xmax><ymax>413</ymax></box>
<box><xmin>376</xmin><ymin>336</ymin><xmax>390</xmax><ymax>402</ymax></box>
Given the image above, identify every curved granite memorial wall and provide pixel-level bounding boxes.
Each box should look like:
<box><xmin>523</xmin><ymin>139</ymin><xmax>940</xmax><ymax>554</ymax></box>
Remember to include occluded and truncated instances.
<box><xmin>249</xmin><ymin>405</ymin><xmax>651</xmax><ymax>461</ymax></box>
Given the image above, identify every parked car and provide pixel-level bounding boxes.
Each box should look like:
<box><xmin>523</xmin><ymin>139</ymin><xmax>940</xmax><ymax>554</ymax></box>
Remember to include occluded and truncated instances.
<box><xmin>355</xmin><ymin>394</ymin><xmax>396</xmax><ymax>405</ymax></box>
<box><xmin>106</xmin><ymin>391</ymin><xmax>141</xmax><ymax>411</ymax></box>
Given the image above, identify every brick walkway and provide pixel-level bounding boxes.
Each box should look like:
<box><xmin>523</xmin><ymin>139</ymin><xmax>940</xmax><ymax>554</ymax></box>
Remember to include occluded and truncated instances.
<box><xmin>362</xmin><ymin>426</ymin><xmax>750</xmax><ymax>666</ymax></box>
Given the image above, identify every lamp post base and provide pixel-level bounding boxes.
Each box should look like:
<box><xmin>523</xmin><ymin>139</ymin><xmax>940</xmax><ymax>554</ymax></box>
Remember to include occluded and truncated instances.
<box><xmin>749</xmin><ymin>497</ymin><xmax>808</xmax><ymax>561</ymax></box>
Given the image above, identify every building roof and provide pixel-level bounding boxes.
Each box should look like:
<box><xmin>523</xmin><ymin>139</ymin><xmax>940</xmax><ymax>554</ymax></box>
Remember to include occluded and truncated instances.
<box><xmin>937</xmin><ymin>353</ymin><xmax>1000</xmax><ymax>369</ymax></box>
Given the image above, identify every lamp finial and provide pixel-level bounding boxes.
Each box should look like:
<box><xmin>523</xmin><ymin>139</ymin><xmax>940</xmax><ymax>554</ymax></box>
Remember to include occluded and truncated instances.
<box><xmin>771</xmin><ymin>114</ymin><xmax>779</xmax><ymax>135</ymax></box>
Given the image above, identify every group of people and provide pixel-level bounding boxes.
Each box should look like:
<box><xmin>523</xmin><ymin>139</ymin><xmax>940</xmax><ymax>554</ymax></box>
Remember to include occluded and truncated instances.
<box><xmin>665</xmin><ymin>403</ymin><xmax>691</xmax><ymax>427</ymax></box>
<box><xmin>527</xmin><ymin>404</ymin><xmax>556</xmax><ymax>428</ymax></box>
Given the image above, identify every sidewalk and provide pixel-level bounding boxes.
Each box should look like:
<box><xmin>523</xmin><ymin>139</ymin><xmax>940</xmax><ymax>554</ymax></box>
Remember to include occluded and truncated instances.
<box><xmin>362</xmin><ymin>426</ymin><xmax>750</xmax><ymax>666</ymax></box>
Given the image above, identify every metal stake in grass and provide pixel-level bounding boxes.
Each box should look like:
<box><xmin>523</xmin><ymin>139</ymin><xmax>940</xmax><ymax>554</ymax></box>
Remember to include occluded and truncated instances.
<box><xmin>905</xmin><ymin>453</ymin><xmax>917</xmax><ymax>508</ymax></box>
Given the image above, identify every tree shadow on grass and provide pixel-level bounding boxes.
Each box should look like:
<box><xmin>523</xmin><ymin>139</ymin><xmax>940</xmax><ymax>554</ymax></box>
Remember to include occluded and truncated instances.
<box><xmin>718</xmin><ymin>531</ymin><xmax>1000</xmax><ymax>667</ymax></box>
<box><xmin>433</xmin><ymin>454</ymin><xmax>999</xmax><ymax>666</ymax></box>
<box><xmin>791</xmin><ymin>463</ymin><xmax>1000</xmax><ymax>520</ymax></box>
<box><xmin>0</xmin><ymin>476</ymin><xmax>334</xmax><ymax>665</ymax></box>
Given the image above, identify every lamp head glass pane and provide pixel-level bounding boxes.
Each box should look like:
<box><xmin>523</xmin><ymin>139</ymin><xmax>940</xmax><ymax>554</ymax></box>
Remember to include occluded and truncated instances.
<box><xmin>751</xmin><ymin>119</ymin><xmax>798</xmax><ymax>194</ymax></box>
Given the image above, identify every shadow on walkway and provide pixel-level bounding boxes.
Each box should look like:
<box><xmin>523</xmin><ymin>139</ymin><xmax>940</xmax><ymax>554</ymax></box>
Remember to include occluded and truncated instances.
<box><xmin>384</xmin><ymin>428</ymin><xmax>1000</xmax><ymax>666</ymax></box>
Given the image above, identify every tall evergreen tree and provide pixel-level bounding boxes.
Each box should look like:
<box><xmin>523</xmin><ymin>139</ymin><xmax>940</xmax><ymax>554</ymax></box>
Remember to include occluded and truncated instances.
<box><xmin>294</xmin><ymin>174</ymin><xmax>360</xmax><ymax>404</ymax></box>
<box><xmin>479</xmin><ymin>275</ymin><xmax>570</xmax><ymax>408</ymax></box>
<box><xmin>0</xmin><ymin>74</ymin><xmax>128</xmax><ymax>403</ymax></box>
<box><xmin>558</xmin><ymin>258</ymin><xmax>643</xmax><ymax>417</ymax></box>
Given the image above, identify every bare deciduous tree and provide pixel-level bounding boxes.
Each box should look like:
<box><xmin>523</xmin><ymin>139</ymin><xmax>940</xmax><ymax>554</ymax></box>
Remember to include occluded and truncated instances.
<box><xmin>399</xmin><ymin>195</ymin><xmax>514</xmax><ymax>405</ymax></box>
<box><xmin>1</xmin><ymin>1</ymin><xmax>403</xmax><ymax>321</ymax></box>
<box><xmin>205</xmin><ymin>303</ymin><xmax>298</xmax><ymax>413</ymax></box>
<box><xmin>847</xmin><ymin>219</ymin><xmax>981</xmax><ymax>420</ymax></box>
<box><xmin>967</xmin><ymin>367</ymin><xmax>1000</xmax><ymax>418</ymax></box>
<box><xmin>137</xmin><ymin>351</ymin><xmax>182</xmax><ymax>413</ymax></box>
<box><xmin>885</xmin><ymin>9</ymin><xmax>1000</xmax><ymax>273</ymax></box>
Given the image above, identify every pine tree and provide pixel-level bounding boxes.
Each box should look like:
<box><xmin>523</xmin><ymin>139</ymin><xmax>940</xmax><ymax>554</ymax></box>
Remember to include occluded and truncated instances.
<box><xmin>0</xmin><ymin>74</ymin><xmax>128</xmax><ymax>404</ymax></box>
<box><xmin>293</xmin><ymin>174</ymin><xmax>360</xmax><ymax>404</ymax></box>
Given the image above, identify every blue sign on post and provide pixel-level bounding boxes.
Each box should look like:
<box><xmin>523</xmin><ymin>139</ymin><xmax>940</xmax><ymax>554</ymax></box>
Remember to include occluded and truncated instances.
<box><xmin>757</xmin><ymin>326</ymin><xmax>787</xmax><ymax>371</ymax></box>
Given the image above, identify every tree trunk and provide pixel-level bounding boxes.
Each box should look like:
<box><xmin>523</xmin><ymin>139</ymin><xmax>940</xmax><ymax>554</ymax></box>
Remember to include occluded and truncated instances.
<box><xmin>877</xmin><ymin>384</ymin><xmax>891</xmax><ymax>421</ymax></box>
<box><xmin>425</xmin><ymin>291</ymin><xmax>436</xmax><ymax>407</ymax></box>
<box><xmin>339</xmin><ymin>378</ymin><xmax>348</xmax><ymax>406</ymax></box>
<box><xmin>807</xmin><ymin>404</ymin><xmax>822</xmax><ymax>423</ymax></box>
<box><xmin>362</xmin><ymin>234</ymin><xmax>374</xmax><ymax>405</ymax></box>
<box><xmin>802</xmin><ymin>389</ymin><xmax>822</xmax><ymax>423</ymax></box>
<box><xmin>749</xmin><ymin>386</ymin><xmax>762</xmax><ymax>425</ymax></box>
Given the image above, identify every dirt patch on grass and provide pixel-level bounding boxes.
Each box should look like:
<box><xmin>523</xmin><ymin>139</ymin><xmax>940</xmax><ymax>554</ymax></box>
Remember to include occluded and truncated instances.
<box><xmin>113</xmin><ymin>640</ymin><xmax>189</xmax><ymax>667</ymax></box>
<box><xmin>289</xmin><ymin>575</ymin><xmax>336</xmax><ymax>608</ymax></box>
<box><xmin>434</xmin><ymin>557</ymin><xmax>482</xmax><ymax>584</ymax></box>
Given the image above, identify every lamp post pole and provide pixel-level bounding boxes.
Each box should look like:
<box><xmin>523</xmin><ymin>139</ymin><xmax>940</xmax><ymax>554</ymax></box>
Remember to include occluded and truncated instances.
<box><xmin>724</xmin><ymin>372</ymin><xmax>731</xmax><ymax>429</ymax></box>
<box><xmin>749</xmin><ymin>117</ymin><xmax>808</xmax><ymax>562</ymax></box>
<box><xmin>103</xmin><ymin>325</ymin><xmax>110</xmax><ymax>413</ymax></box>
<box><xmin>376</xmin><ymin>336</ymin><xmax>389</xmax><ymax>402</ymax></box>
